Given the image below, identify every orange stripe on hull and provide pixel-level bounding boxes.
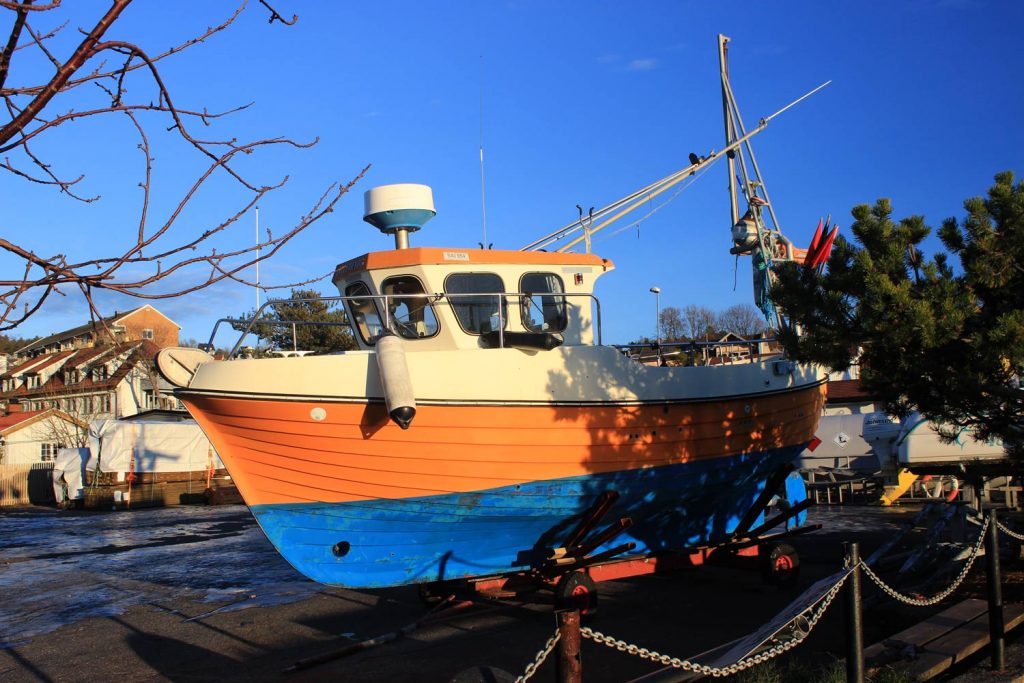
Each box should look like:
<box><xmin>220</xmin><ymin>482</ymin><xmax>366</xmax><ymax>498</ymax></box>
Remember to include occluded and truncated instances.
<box><xmin>181</xmin><ymin>384</ymin><xmax>825</xmax><ymax>506</ymax></box>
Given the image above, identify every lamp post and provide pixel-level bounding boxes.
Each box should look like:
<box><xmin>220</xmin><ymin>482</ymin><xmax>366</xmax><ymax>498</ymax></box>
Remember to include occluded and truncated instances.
<box><xmin>649</xmin><ymin>286</ymin><xmax>661</xmax><ymax>363</ymax></box>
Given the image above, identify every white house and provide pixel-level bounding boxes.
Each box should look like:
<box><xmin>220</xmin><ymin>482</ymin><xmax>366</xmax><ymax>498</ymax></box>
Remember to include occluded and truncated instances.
<box><xmin>0</xmin><ymin>406</ymin><xmax>87</xmax><ymax>465</ymax></box>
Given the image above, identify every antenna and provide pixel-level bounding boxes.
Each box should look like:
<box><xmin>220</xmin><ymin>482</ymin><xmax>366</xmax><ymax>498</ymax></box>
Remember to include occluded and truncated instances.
<box><xmin>479</xmin><ymin>55</ymin><xmax>488</xmax><ymax>249</ymax></box>
<box><xmin>255</xmin><ymin>206</ymin><xmax>261</xmax><ymax>311</ymax></box>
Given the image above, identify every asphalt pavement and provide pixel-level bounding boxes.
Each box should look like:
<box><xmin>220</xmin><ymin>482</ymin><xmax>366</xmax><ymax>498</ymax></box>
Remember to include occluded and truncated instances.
<box><xmin>0</xmin><ymin>503</ymin><xmax>1002</xmax><ymax>682</ymax></box>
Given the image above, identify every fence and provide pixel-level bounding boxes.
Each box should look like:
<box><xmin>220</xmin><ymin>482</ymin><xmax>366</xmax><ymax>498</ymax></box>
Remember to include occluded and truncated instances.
<box><xmin>0</xmin><ymin>463</ymin><xmax>56</xmax><ymax>506</ymax></box>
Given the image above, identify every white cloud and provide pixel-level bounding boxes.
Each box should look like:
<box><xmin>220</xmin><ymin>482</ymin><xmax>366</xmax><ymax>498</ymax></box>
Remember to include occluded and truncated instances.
<box><xmin>627</xmin><ymin>58</ymin><xmax>658</xmax><ymax>71</ymax></box>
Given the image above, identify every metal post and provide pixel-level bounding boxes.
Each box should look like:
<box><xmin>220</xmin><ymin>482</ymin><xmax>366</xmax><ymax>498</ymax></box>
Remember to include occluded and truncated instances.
<box><xmin>987</xmin><ymin>508</ymin><xmax>1005</xmax><ymax>670</ymax></box>
<box><xmin>555</xmin><ymin>609</ymin><xmax>582</xmax><ymax>683</ymax></box>
<box><xmin>845</xmin><ymin>542</ymin><xmax>864</xmax><ymax>683</ymax></box>
<box><xmin>649</xmin><ymin>286</ymin><xmax>661</xmax><ymax>364</ymax></box>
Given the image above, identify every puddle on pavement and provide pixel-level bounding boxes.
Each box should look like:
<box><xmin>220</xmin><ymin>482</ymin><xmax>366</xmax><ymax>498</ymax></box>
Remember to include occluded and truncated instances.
<box><xmin>0</xmin><ymin>506</ymin><xmax>318</xmax><ymax>648</ymax></box>
<box><xmin>0</xmin><ymin>503</ymin><xmax>918</xmax><ymax>648</ymax></box>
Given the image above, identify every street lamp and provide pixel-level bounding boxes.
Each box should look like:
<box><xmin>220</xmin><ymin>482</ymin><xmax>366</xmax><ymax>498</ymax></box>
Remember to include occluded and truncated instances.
<box><xmin>649</xmin><ymin>287</ymin><xmax>661</xmax><ymax>360</ymax></box>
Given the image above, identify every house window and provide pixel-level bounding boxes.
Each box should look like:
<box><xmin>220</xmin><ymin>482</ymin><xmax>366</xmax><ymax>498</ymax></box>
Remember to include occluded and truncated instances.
<box><xmin>40</xmin><ymin>443</ymin><xmax>58</xmax><ymax>462</ymax></box>
<box><xmin>143</xmin><ymin>389</ymin><xmax>161</xmax><ymax>410</ymax></box>
<box><xmin>444</xmin><ymin>273</ymin><xmax>507</xmax><ymax>335</ymax></box>
<box><xmin>93</xmin><ymin>365</ymin><xmax>108</xmax><ymax>381</ymax></box>
<box><xmin>27</xmin><ymin>375</ymin><xmax>39</xmax><ymax>388</ymax></box>
<box><xmin>94</xmin><ymin>393</ymin><xmax>111</xmax><ymax>413</ymax></box>
<box><xmin>142</xmin><ymin>329</ymin><xmax>154</xmax><ymax>340</ymax></box>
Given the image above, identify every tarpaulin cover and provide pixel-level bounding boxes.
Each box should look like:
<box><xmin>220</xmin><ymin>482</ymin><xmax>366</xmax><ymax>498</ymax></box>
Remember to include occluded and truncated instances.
<box><xmin>53</xmin><ymin>447</ymin><xmax>88</xmax><ymax>501</ymax></box>
<box><xmin>86</xmin><ymin>420</ymin><xmax>223</xmax><ymax>474</ymax></box>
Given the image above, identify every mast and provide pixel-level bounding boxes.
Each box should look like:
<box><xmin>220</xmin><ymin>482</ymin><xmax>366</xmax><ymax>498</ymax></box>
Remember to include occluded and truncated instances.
<box><xmin>718</xmin><ymin>35</ymin><xmax>740</xmax><ymax>227</ymax></box>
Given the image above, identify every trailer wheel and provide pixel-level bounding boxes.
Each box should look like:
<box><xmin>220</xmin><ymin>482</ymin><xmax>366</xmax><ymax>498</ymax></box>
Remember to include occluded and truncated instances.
<box><xmin>554</xmin><ymin>571</ymin><xmax>598</xmax><ymax>615</ymax></box>
<box><xmin>417</xmin><ymin>581</ymin><xmax>457</xmax><ymax>605</ymax></box>
<box><xmin>762</xmin><ymin>542</ymin><xmax>800</xmax><ymax>587</ymax></box>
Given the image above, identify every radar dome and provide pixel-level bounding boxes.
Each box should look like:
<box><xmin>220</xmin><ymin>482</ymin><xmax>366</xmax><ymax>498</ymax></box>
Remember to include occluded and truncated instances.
<box><xmin>363</xmin><ymin>184</ymin><xmax>435</xmax><ymax>249</ymax></box>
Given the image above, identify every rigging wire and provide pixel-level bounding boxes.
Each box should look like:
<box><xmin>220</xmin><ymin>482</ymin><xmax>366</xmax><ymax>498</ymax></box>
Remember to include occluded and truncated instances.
<box><xmin>594</xmin><ymin>164</ymin><xmax>714</xmax><ymax>245</ymax></box>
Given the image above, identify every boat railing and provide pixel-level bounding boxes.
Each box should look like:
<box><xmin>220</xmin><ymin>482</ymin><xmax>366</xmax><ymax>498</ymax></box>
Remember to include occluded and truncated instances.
<box><xmin>203</xmin><ymin>292</ymin><xmax>603</xmax><ymax>358</ymax></box>
<box><xmin>613</xmin><ymin>337</ymin><xmax>781</xmax><ymax>367</ymax></box>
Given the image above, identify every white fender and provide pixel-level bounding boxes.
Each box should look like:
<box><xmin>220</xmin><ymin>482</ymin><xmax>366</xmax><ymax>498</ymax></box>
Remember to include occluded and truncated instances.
<box><xmin>376</xmin><ymin>334</ymin><xmax>416</xmax><ymax>429</ymax></box>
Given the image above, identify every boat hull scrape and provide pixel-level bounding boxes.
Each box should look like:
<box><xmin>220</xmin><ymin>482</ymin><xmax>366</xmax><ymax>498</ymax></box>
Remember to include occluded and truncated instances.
<box><xmin>180</xmin><ymin>384</ymin><xmax>824</xmax><ymax>588</ymax></box>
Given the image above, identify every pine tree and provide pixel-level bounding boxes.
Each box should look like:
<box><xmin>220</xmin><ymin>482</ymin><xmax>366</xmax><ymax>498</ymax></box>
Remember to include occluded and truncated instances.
<box><xmin>234</xmin><ymin>289</ymin><xmax>356</xmax><ymax>354</ymax></box>
<box><xmin>771</xmin><ymin>172</ymin><xmax>1024</xmax><ymax>453</ymax></box>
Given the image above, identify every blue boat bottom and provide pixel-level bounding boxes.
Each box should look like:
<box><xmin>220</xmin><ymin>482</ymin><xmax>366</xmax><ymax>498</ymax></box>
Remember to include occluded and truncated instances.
<box><xmin>251</xmin><ymin>445</ymin><xmax>809</xmax><ymax>588</ymax></box>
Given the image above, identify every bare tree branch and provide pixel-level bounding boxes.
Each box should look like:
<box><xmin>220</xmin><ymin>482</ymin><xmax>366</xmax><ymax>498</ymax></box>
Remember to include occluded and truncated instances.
<box><xmin>0</xmin><ymin>1</ymin><xmax>363</xmax><ymax>332</ymax></box>
<box><xmin>0</xmin><ymin>1</ymin><xmax>61</xmax><ymax>12</ymax></box>
<box><xmin>258</xmin><ymin>0</ymin><xmax>297</xmax><ymax>25</ymax></box>
<box><xmin>0</xmin><ymin>2</ymin><xmax>28</xmax><ymax>90</ymax></box>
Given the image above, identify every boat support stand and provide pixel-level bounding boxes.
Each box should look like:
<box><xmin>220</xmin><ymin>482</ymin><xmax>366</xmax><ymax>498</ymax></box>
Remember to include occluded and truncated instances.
<box><xmin>423</xmin><ymin>469</ymin><xmax>820</xmax><ymax>611</ymax></box>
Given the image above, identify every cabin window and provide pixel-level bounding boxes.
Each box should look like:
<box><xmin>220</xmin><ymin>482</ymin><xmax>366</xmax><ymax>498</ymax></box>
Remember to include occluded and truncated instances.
<box><xmin>344</xmin><ymin>282</ymin><xmax>383</xmax><ymax>344</ymax></box>
<box><xmin>444</xmin><ymin>273</ymin><xmax>507</xmax><ymax>335</ymax></box>
<box><xmin>519</xmin><ymin>272</ymin><xmax>567</xmax><ymax>333</ymax></box>
<box><xmin>381</xmin><ymin>276</ymin><xmax>439</xmax><ymax>340</ymax></box>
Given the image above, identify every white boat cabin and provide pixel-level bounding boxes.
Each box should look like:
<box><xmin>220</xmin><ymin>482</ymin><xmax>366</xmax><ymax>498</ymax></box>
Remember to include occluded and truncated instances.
<box><xmin>331</xmin><ymin>247</ymin><xmax>614</xmax><ymax>352</ymax></box>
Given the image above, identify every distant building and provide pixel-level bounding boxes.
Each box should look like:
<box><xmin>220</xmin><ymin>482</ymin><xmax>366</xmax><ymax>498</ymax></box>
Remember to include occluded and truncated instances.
<box><xmin>707</xmin><ymin>331</ymin><xmax>781</xmax><ymax>365</ymax></box>
<box><xmin>0</xmin><ymin>405</ymin><xmax>87</xmax><ymax>465</ymax></box>
<box><xmin>0</xmin><ymin>306</ymin><xmax>181</xmax><ymax>429</ymax></box>
<box><xmin>12</xmin><ymin>305</ymin><xmax>179</xmax><ymax>359</ymax></box>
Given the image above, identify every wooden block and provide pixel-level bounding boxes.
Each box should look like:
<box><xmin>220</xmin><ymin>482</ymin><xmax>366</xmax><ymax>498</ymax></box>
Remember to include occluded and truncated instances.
<box><xmin>908</xmin><ymin>603</ymin><xmax>1024</xmax><ymax>681</ymax></box>
<box><xmin>864</xmin><ymin>598</ymin><xmax>988</xmax><ymax>663</ymax></box>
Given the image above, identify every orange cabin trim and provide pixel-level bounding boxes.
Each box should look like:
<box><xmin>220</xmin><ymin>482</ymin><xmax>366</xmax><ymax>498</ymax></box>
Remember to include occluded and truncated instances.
<box><xmin>333</xmin><ymin>247</ymin><xmax>613</xmax><ymax>279</ymax></box>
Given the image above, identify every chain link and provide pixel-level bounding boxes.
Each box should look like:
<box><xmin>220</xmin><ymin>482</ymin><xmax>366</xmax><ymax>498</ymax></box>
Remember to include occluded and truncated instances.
<box><xmin>579</xmin><ymin>574</ymin><xmax>848</xmax><ymax>678</ymax></box>
<box><xmin>860</xmin><ymin>514</ymin><xmax>990</xmax><ymax>607</ymax></box>
<box><xmin>513</xmin><ymin>630</ymin><xmax>560</xmax><ymax>683</ymax></box>
<box><xmin>998</xmin><ymin>520</ymin><xmax>1024</xmax><ymax>542</ymax></box>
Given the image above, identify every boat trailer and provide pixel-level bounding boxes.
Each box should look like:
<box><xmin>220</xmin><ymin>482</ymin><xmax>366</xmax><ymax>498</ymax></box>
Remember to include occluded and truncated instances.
<box><xmin>420</xmin><ymin>466</ymin><xmax>819</xmax><ymax>613</ymax></box>
<box><xmin>290</xmin><ymin>466</ymin><xmax>818</xmax><ymax>673</ymax></box>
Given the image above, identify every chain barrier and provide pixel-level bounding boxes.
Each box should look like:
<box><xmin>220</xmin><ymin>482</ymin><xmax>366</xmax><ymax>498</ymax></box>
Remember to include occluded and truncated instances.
<box><xmin>997</xmin><ymin>520</ymin><xmax>1024</xmax><ymax>542</ymax></box>
<box><xmin>511</xmin><ymin>514</ymin><xmax>997</xmax><ymax>678</ymax></box>
<box><xmin>513</xmin><ymin>629</ymin><xmax>560</xmax><ymax>683</ymax></box>
<box><xmin>860</xmin><ymin>514</ymin><xmax>990</xmax><ymax>607</ymax></box>
<box><xmin>579</xmin><ymin>573</ymin><xmax>849</xmax><ymax>678</ymax></box>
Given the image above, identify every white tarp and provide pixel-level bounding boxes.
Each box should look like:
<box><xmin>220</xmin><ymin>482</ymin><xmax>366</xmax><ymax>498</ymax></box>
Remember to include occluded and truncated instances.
<box><xmin>86</xmin><ymin>419</ymin><xmax>223</xmax><ymax>474</ymax></box>
<box><xmin>53</xmin><ymin>447</ymin><xmax>88</xmax><ymax>501</ymax></box>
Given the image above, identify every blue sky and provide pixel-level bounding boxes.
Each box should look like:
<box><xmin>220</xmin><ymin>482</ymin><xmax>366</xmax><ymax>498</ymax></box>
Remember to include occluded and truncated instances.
<box><xmin>3</xmin><ymin>0</ymin><xmax>1022</xmax><ymax>345</ymax></box>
